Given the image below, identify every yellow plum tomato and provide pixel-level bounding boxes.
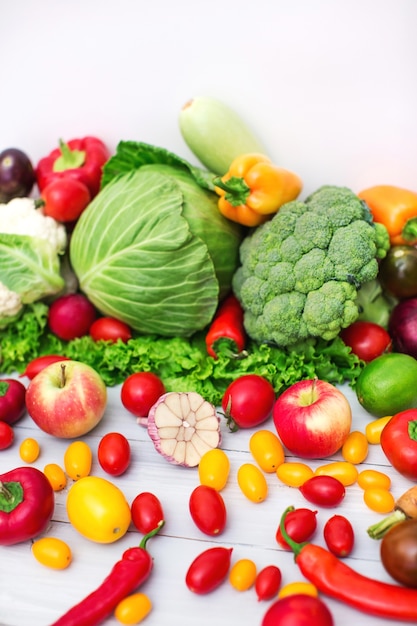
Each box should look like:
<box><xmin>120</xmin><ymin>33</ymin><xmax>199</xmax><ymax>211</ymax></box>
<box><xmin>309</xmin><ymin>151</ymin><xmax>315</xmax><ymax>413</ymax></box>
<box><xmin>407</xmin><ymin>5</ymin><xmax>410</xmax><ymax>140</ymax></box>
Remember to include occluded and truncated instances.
<box><xmin>32</xmin><ymin>537</ymin><xmax>72</xmax><ymax>570</ymax></box>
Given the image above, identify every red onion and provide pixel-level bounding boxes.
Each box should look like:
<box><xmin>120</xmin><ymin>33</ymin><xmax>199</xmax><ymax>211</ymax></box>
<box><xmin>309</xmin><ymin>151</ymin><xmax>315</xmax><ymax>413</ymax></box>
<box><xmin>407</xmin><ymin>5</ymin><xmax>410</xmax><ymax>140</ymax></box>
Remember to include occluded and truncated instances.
<box><xmin>389</xmin><ymin>298</ymin><xmax>417</xmax><ymax>359</ymax></box>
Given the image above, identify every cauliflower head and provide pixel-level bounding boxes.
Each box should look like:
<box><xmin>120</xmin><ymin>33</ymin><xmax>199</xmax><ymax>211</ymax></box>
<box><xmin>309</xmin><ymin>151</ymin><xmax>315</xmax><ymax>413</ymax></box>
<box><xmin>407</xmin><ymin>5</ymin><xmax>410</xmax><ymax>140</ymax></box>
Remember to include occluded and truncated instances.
<box><xmin>232</xmin><ymin>185</ymin><xmax>390</xmax><ymax>347</ymax></box>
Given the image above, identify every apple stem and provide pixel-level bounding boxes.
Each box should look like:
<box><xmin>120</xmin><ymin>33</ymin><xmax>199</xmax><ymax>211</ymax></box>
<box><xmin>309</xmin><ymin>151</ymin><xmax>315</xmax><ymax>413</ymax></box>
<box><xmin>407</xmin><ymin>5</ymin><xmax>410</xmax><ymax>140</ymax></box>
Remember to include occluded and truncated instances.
<box><xmin>60</xmin><ymin>363</ymin><xmax>67</xmax><ymax>388</ymax></box>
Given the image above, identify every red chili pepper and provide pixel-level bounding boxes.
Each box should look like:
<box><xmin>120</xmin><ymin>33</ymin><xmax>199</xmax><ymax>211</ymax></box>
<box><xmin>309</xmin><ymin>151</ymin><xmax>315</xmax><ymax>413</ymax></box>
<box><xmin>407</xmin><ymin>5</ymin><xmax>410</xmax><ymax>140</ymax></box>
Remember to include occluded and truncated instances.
<box><xmin>0</xmin><ymin>467</ymin><xmax>55</xmax><ymax>545</ymax></box>
<box><xmin>50</xmin><ymin>521</ymin><xmax>164</xmax><ymax>626</ymax></box>
<box><xmin>36</xmin><ymin>136</ymin><xmax>110</xmax><ymax>198</ymax></box>
<box><xmin>205</xmin><ymin>294</ymin><xmax>246</xmax><ymax>359</ymax></box>
<box><xmin>280</xmin><ymin>506</ymin><xmax>417</xmax><ymax>622</ymax></box>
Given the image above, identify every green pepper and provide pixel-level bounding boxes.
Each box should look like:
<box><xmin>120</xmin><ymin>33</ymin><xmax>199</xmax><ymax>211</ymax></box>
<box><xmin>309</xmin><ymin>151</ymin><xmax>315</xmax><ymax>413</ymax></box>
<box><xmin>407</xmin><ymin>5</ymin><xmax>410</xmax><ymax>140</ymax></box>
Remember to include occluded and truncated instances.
<box><xmin>378</xmin><ymin>245</ymin><xmax>417</xmax><ymax>299</ymax></box>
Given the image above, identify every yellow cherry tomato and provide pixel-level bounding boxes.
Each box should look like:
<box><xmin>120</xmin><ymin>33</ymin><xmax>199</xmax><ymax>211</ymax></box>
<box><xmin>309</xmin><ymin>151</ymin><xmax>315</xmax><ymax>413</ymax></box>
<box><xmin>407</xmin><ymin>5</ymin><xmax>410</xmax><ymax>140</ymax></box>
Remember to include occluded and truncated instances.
<box><xmin>363</xmin><ymin>487</ymin><xmax>395</xmax><ymax>514</ymax></box>
<box><xmin>19</xmin><ymin>437</ymin><xmax>40</xmax><ymax>463</ymax></box>
<box><xmin>357</xmin><ymin>469</ymin><xmax>391</xmax><ymax>491</ymax></box>
<box><xmin>278</xmin><ymin>581</ymin><xmax>318</xmax><ymax>599</ymax></box>
<box><xmin>229</xmin><ymin>558</ymin><xmax>257</xmax><ymax>591</ymax></box>
<box><xmin>276</xmin><ymin>462</ymin><xmax>314</xmax><ymax>487</ymax></box>
<box><xmin>341</xmin><ymin>430</ymin><xmax>369</xmax><ymax>464</ymax></box>
<box><xmin>43</xmin><ymin>463</ymin><xmax>67</xmax><ymax>491</ymax></box>
<box><xmin>114</xmin><ymin>593</ymin><xmax>152</xmax><ymax>625</ymax></box>
<box><xmin>66</xmin><ymin>476</ymin><xmax>131</xmax><ymax>543</ymax></box>
<box><xmin>314</xmin><ymin>461</ymin><xmax>358</xmax><ymax>486</ymax></box>
<box><xmin>198</xmin><ymin>448</ymin><xmax>230</xmax><ymax>491</ymax></box>
<box><xmin>64</xmin><ymin>440</ymin><xmax>92</xmax><ymax>480</ymax></box>
<box><xmin>365</xmin><ymin>415</ymin><xmax>393</xmax><ymax>444</ymax></box>
<box><xmin>237</xmin><ymin>463</ymin><xmax>268</xmax><ymax>503</ymax></box>
<box><xmin>249</xmin><ymin>429</ymin><xmax>285</xmax><ymax>473</ymax></box>
<box><xmin>32</xmin><ymin>537</ymin><xmax>72</xmax><ymax>570</ymax></box>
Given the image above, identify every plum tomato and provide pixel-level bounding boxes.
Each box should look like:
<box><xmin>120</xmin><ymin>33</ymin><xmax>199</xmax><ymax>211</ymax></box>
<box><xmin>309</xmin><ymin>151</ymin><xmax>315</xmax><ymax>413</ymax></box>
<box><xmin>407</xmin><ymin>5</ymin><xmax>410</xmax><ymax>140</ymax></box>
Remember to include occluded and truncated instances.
<box><xmin>189</xmin><ymin>484</ymin><xmax>227</xmax><ymax>536</ymax></box>
<box><xmin>357</xmin><ymin>469</ymin><xmax>391</xmax><ymax>491</ymax></box>
<box><xmin>64</xmin><ymin>441</ymin><xmax>92</xmax><ymax>480</ymax></box>
<box><xmin>255</xmin><ymin>565</ymin><xmax>282</xmax><ymax>601</ymax></box>
<box><xmin>341</xmin><ymin>430</ymin><xmax>369</xmax><ymax>464</ymax></box>
<box><xmin>363</xmin><ymin>488</ymin><xmax>395</xmax><ymax>514</ymax></box>
<box><xmin>261</xmin><ymin>594</ymin><xmax>334</xmax><ymax>626</ymax></box>
<box><xmin>323</xmin><ymin>514</ymin><xmax>355</xmax><ymax>557</ymax></box>
<box><xmin>278</xmin><ymin>581</ymin><xmax>318</xmax><ymax>599</ymax></box>
<box><xmin>43</xmin><ymin>463</ymin><xmax>67</xmax><ymax>491</ymax></box>
<box><xmin>48</xmin><ymin>293</ymin><xmax>97</xmax><ymax>341</ymax></box>
<box><xmin>0</xmin><ymin>378</ymin><xmax>26</xmax><ymax>425</ymax></box>
<box><xmin>198</xmin><ymin>448</ymin><xmax>230</xmax><ymax>491</ymax></box>
<box><xmin>0</xmin><ymin>421</ymin><xmax>14</xmax><ymax>450</ymax></box>
<box><xmin>21</xmin><ymin>355</ymin><xmax>70</xmax><ymax>380</ymax></box>
<box><xmin>229</xmin><ymin>558</ymin><xmax>257</xmax><ymax>591</ymax></box>
<box><xmin>299</xmin><ymin>475</ymin><xmax>346</xmax><ymax>507</ymax></box>
<box><xmin>221</xmin><ymin>374</ymin><xmax>275</xmax><ymax>430</ymax></box>
<box><xmin>276</xmin><ymin>461</ymin><xmax>314</xmax><ymax>487</ymax></box>
<box><xmin>249</xmin><ymin>429</ymin><xmax>285</xmax><ymax>473</ymax></box>
<box><xmin>32</xmin><ymin>537</ymin><xmax>72</xmax><ymax>570</ymax></box>
<box><xmin>237</xmin><ymin>463</ymin><xmax>268</xmax><ymax>503</ymax></box>
<box><xmin>185</xmin><ymin>546</ymin><xmax>233</xmax><ymax>594</ymax></box>
<box><xmin>19</xmin><ymin>437</ymin><xmax>40</xmax><ymax>463</ymax></box>
<box><xmin>114</xmin><ymin>592</ymin><xmax>152</xmax><ymax>624</ymax></box>
<box><xmin>98</xmin><ymin>432</ymin><xmax>131</xmax><ymax>476</ymax></box>
<box><xmin>121</xmin><ymin>372</ymin><xmax>166</xmax><ymax>419</ymax></box>
<box><xmin>314</xmin><ymin>461</ymin><xmax>358</xmax><ymax>486</ymax></box>
<box><xmin>131</xmin><ymin>492</ymin><xmax>165</xmax><ymax>534</ymax></box>
<box><xmin>340</xmin><ymin>320</ymin><xmax>392</xmax><ymax>362</ymax></box>
<box><xmin>89</xmin><ymin>317</ymin><xmax>132</xmax><ymax>343</ymax></box>
<box><xmin>275</xmin><ymin>507</ymin><xmax>317</xmax><ymax>549</ymax></box>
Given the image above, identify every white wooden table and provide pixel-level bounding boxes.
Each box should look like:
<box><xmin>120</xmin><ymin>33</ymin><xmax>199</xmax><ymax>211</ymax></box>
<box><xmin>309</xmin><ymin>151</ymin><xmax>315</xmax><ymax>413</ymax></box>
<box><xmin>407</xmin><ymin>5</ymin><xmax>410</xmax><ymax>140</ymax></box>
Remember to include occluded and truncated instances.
<box><xmin>0</xmin><ymin>378</ymin><xmax>413</xmax><ymax>626</ymax></box>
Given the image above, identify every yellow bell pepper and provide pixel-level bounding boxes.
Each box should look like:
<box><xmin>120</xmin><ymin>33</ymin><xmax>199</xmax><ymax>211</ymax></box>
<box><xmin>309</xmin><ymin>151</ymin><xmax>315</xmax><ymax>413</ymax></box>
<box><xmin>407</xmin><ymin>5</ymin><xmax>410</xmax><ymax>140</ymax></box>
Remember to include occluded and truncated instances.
<box><xmin>214</xmin><ymin>153</ymin><xmax>303</xmax><ymax>227</ymax></box>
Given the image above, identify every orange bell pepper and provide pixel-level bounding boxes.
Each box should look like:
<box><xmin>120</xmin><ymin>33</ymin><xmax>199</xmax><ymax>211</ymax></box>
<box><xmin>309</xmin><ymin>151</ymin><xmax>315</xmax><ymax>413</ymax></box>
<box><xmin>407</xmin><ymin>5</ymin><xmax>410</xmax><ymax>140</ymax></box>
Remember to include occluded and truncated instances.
<box><xmin>358</xmin><ymin>185</ymin><xmax>417</xmax><ymax>246</ymax></box>
<box><xmin>214</xmin><ymin>153</ymin><xmax>303</xmax><ymax>227</ymax></box>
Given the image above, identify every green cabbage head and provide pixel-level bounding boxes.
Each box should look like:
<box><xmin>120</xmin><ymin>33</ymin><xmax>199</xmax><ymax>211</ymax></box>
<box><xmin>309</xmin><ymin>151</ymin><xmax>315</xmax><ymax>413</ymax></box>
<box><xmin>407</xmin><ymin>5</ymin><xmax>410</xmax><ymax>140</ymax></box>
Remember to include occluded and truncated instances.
<box><xmin>70</xmin><ymin>142</ymin><xmax>243</xmax><ymax>337</ymax></box>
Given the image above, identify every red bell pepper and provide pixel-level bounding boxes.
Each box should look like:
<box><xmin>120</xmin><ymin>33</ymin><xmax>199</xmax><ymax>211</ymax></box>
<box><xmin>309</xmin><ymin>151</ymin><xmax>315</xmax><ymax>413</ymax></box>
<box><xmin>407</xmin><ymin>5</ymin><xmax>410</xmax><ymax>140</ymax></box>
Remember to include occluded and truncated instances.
<box><xmin>36</xmin><ymin>137</ymin><xmax>110</xmax><ymax>198</ymax></box>
<box><xmin>0</xmin><ymin>466</ymin><xmax>55</xmax><ymax>545</ymax></box>
<box><xmin>205</xmin><ymin>294</ymin><xmax>246</xmax><ymax>359</ymax></box>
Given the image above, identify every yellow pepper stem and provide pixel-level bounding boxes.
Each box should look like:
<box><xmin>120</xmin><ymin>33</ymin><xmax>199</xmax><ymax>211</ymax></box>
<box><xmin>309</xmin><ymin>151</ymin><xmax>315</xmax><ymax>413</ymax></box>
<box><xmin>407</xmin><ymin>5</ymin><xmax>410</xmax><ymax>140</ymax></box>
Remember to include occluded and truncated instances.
<box><xmin>213</xmin><ymin>176</ymin><xmax>250</xmax><ymax>207</ymax></box>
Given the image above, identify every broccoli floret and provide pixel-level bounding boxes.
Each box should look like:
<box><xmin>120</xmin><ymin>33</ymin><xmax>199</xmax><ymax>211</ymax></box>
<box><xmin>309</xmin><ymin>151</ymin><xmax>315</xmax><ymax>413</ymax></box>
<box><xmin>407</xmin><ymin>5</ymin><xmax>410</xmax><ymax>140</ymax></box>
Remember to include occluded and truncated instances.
<box><xmin>232</xmin><ymin>185</ymin><xmax>390</xmax><ymax>347</ymax></box>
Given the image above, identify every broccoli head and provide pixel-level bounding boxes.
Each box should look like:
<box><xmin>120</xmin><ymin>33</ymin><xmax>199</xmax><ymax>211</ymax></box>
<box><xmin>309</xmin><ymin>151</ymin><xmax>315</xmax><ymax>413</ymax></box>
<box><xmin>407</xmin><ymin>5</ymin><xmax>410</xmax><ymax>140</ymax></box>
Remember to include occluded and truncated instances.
<box><xmin>232</xmin><ymin>185</ymin><xmax>390</xmax><ymax>347</ymax></box>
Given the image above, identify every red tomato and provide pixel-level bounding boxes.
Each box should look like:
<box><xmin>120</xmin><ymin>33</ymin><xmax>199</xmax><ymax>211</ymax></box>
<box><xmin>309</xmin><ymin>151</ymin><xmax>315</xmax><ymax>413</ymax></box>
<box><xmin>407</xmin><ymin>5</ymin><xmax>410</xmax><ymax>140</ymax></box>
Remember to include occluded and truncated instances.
<box><xmin>41</xmin><ymin>177</ymin><xmax>91</xmax><ymax>222</ymax></box>
<box><xmin>262</xmin><ymin>594</ymin><xmax>334</xmax><ymax>626</ymax></box>
<box><xmin>0</xmin><ymin>421</ymin><xmax>14</xmax><ymax>450</ymax></box>
<box><xmin>185</xmin><ymin>546</ymin><xmax>233</xmax><ymax>594</ymax></box>
<box><xmin>90</xmin><ymin>317</ymin><xmax>132</xmax><ymax>343</ymax></box>
<box><xmin>323</xmin><ymin>514</ymin><xmax>355</xmax><ymax>557</ymax></box>
<box><xmin>189</xmin><ymin>485</ymin><xmax>227</xmax><ymax>536</ymax></box>
<box><xmin>255</xmin><ymin>565</ymin><xmax>282</xmax><ymax>601</ymax></box>
<box><xmin>121</xmin><ymin>372</ymin><xmax>166</xmax><ymax>419</ymax></box>
<box><xmin>380</xmin><ymin>409</ymin><xmax>417</xmax><ymax>480</ymax></box>
<box><xmin>97</xmin><ymin>432</ymin><xmax>131</xmax><ymax>476</ymax></box>
<box><xmin>21</xmin><ymin>355</ymin><xmax>70</xmax><ymax>380</ymax></box>
<box><xmin>299</xmin><ymin>475</ymin><xmax>346</xmax><ymax>507</ymax></box>
<box><xmin>0</xmin><ymin>378</ymin><xmax>26</xmax><ymax>425</ymax></box>
<box><xmin>221</xmin><ymin>374</ymin><xmax>275</xmax><ymax>430</ymax></box>
<box><xmin>340</xmin><ymin>321</ymin><xmax>392</xmax><ymax>362</ymax></box>
<box><xmin>275</xmin><ymin>507</ymin><xmax>318</xmax><ymax>549</ymax></box>
<box><xmin>131</xmin><ymin>492</ymin><xmax>165</xmax><ymax>534</ymax></box>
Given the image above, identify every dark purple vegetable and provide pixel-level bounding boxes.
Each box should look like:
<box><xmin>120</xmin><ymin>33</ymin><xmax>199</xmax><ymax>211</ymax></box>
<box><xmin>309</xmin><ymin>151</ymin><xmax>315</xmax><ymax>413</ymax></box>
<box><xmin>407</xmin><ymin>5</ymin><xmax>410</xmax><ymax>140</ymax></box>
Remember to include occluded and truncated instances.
<box><xmin>379</xmin><ymin>245</ymin><xmax>417</xmax><ymax>299</ymax></box>
<box><xmin>388</xmin><ymin>298</ymin><xmax>417</xmax><ymax>358</ymax></box>
<box><xmin>0</xmin><ymin>148</ymin><xmax>35</xmax><ymax>203</ymax></box>
<box><xmin>380</xmin><ymin>518</ymin><xmax>417</xmax><ymax>588</ymax></box>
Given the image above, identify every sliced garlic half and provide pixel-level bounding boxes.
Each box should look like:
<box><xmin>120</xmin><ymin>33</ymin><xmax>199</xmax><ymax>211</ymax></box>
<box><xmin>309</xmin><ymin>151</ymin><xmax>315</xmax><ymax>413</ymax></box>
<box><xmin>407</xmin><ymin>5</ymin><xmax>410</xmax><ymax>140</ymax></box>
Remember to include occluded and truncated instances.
<box><xmin>147</xmin><ymin>391</ymin><xmax>221</xmax><ymax>467</ymax></box>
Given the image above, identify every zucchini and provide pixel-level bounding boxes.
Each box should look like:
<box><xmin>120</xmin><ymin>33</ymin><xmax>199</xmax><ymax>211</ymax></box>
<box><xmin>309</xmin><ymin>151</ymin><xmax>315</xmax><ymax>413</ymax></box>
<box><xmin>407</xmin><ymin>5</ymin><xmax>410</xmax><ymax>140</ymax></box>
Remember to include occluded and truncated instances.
<box><xmin>179</xmin><ymin>96</ymin><xmax>266</xmax><ymax>175</ymax></box>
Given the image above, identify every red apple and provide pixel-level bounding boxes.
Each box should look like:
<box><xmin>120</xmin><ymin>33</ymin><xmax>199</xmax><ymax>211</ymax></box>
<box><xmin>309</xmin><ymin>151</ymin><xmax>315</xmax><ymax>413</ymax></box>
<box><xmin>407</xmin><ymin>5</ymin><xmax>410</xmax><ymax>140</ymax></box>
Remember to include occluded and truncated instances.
<box><xmin>25</xmin><ymin>360</ymin><xmax>107</xmax><ymax>438</ymax></box>
<box><xmin>48</xmin><ymin>293</ymin><xmax>97</xmax><ymax>341</ymax></box>
<box><xmin>273</xmin><ymin>379</ymin><xmax>352</xmax><ymax>458</ymax></box>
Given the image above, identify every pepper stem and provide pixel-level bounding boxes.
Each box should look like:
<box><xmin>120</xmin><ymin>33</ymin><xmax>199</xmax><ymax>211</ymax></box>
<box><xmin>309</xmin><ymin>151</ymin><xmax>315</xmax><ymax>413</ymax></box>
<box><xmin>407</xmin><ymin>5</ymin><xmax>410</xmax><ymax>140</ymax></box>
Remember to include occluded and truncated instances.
<box><xmin>279</xmin><ymin>506</ymin><xmax>307</xmax><ymax>557</ymax></box>
<box><xmin>402</xmin><ymin>217</ymin><xmax>417</xmax><ymax>242</ymax></box>
<box><xmin>139</xmin><ymin>520</ymin><xmax>165</xmax><ymax>550</ymax></box>
<box><xmin>367</xmin><ymin>509</ymin><xmax>406</xmax><ymax>539</ymax></box>
<box><xmin>213</xmin><ymin>176</ymin><xmax>250</xmax><ymax>207</ymax></box>
<box><xmin>0</xmin><ymin>481</ymin><xmax>13</xmax><ymax>501</ymax></box>
<box><xmin>53</xmin><ymin>139</ymin><xmax>86</xmax><ymax>172</ymax></box>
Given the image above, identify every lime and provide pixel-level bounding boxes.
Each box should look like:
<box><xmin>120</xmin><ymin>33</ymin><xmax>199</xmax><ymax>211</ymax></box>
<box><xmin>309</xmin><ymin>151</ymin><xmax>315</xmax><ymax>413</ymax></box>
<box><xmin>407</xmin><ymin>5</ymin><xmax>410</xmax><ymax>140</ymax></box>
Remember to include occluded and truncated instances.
<box><xmin>355</xmin><ymin>353</ymin><xmax>417</xmax><ymax>417</ymax></box>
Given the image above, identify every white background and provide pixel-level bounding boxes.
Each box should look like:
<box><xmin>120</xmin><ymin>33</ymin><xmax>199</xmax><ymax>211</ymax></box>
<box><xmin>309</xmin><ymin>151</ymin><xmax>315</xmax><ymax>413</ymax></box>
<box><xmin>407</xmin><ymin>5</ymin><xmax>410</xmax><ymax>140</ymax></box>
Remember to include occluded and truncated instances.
<box><xmin>1</xmin><ymin>0</ymin><xmax>416</xmax><ymax>197</ymax></box>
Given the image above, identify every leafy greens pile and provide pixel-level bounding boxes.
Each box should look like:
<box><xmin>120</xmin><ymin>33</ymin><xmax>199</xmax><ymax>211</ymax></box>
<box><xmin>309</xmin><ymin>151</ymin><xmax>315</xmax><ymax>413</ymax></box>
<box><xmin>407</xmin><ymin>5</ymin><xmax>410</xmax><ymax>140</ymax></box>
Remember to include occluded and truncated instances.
<box><xmin>0</xmin><ymin>303</ymin><xmax>363</xmax><ymax>406</ymax></box>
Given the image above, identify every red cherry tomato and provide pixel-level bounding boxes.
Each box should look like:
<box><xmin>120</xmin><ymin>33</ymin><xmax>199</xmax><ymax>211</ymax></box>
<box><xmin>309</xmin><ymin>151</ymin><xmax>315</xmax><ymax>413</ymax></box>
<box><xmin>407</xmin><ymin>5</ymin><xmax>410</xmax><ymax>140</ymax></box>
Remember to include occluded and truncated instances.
<box><xmin>131</xmin><ymin>492</ymin><xmax>165</xmax><ymax>534</ymax></box>
<box><xmin>0</xmin><ymin>378</ymin><xmax>26</xmax><ymax>425</ymax></box>
<box><xmin>20</xmin><ymin>355</ymin><xmax>70</xmax><ymax>380</ymax></box>
<box><xmin>262</xmin><ymin>594</ymin><xmax>334</xmax><ymax>626</ymax></box>
<box><xmin>340</xmin><ymin>321</ymin><xmax>392</xmax><ymax>362</ymax></box>
<box><xmin>41</xmin><ymin>177</ymin><xmax>91</xmax><ymax>222</ymax></box>
<box><xmin>380</xmin><ymin>409</ymin><xmax>417</xmax><ymax>480</ymax></box>
<box><xmin>0</xmin><ymin>421</ymin><xmax>14</xmax><ymax>450</ymax></box>
<box><xmin>189</xmin><ymin>485</ymin><xmax>227</xmax><ymax>536</ymax></box>
<box><xmin>255</xmin><ymin>565</ymin><xmax>282</xmax><ymax>601</ymax></box>
<box><xmin>275</xmin><ymin>507</ymin><xmax>318</xmax><ymax>549</ymax></box>
<box><xmin>97</xmin><ymin>432</ymin><xmax>131</xmax><ymax>476</ymax></box>
<box><xmin>90</xmin><ymin>317</ymin><xmax>132</xmax><ymax>343</ymax></box>
<box><xmin>323</xmin><ymin>514</ymin><xmax>355</xmax><ymax>557</ymax></box>
<box><xmin>221</xmin><ymin>374</ymin><xmax>275</xmax><ymax>430</ymax></box>
<box><xmin>185</xmin><ymin>546</ymin><xmax>233</xmax><ymax>594</ymax></box>
<box><xmin>299</xmin><ymin>475</ymin><xmax>346</xmax><ymax>507</ymax></box>
<box><xmin>121</xmin><ymin>372</ymin><xmax>166</xmax><ymax>419</ymax></box>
